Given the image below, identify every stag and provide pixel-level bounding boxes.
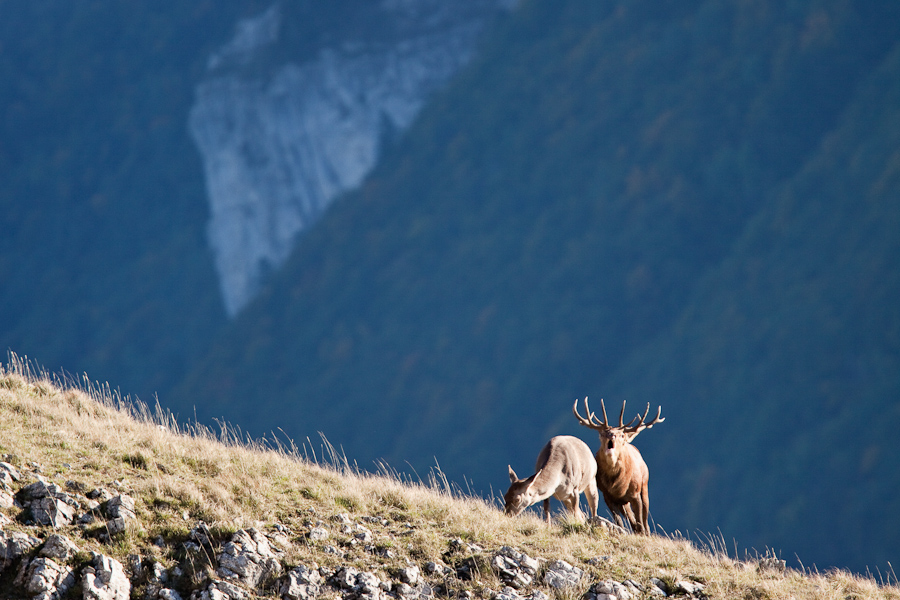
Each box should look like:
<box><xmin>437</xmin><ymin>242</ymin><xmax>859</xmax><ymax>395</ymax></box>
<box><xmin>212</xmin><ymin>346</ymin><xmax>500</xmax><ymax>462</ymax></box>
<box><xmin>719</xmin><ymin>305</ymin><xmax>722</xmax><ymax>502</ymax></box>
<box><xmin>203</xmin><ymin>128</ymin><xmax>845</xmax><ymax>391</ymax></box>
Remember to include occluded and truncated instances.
<box><xmin>572</xmin><ymin>397</ymin><xmax>664</xmax><ymax>534</ymax></box>
<box><xmin>504</xmin><ymin>435</ymin><xmax>599</xmax><ymax>523</ymax></box>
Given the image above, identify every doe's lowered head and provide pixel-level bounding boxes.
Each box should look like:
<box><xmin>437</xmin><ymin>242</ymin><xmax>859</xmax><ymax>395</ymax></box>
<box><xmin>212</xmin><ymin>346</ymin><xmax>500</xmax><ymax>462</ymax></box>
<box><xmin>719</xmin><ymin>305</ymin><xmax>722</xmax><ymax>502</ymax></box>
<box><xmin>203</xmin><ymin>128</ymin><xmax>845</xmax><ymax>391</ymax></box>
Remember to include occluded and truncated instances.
<box><xmin>503</xmin><ymin>465</ymin><xmax>538</xmax><ymax>517</ymax></box>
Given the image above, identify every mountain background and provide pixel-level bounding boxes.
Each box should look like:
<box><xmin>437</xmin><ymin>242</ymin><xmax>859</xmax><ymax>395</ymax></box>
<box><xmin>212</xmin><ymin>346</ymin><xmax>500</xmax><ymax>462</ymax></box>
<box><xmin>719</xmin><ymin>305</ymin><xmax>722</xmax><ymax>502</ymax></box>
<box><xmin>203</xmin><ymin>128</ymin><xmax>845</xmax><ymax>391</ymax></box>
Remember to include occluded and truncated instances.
<box><xmin>2</xmin><ymin>0</ymin><xmax>898</xmax><ymax>575</ymax></box>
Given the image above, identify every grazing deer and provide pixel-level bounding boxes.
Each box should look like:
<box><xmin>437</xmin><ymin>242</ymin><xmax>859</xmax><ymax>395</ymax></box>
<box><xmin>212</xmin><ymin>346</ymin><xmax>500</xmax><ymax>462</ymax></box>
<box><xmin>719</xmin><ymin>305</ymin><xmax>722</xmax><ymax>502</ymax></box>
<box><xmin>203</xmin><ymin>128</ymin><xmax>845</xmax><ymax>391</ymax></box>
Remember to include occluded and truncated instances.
<box><xmin>572</xmin><ymin>397</ymin><xmax>664</xmax><ymax>534</ymax></box>
<box><xmin>504</xmin><ymin>435</ymin><xmax>599</xmax><ymax>523</ymax></box>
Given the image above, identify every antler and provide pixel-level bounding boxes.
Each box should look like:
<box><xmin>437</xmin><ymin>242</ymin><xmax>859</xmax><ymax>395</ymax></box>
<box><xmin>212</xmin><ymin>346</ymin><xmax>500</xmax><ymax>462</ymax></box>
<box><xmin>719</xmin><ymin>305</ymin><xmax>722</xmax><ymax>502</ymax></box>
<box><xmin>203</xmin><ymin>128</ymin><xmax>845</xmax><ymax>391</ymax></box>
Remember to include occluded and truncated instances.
<box><xmin>622</xmin><ymin>402</ymin><xmax>665</xmax><ymax>441</ymax></box>
<box><xmin>574</xmin><ymin>397</ymin><xmax>664</xmax><ymax>440</ymax></box>
<box><xmin>572</xmin><ymin>397</ymin><xmax>621</xmax><ymax>431</ymax></box>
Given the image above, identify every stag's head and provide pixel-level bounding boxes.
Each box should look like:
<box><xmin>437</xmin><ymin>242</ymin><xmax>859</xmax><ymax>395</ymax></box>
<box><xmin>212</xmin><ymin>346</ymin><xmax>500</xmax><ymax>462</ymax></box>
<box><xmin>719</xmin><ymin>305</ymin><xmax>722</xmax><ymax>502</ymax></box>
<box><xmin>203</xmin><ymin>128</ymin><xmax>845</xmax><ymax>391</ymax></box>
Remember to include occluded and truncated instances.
<box><xmin>504</xmin><ymin>465</ymin><xmax>541</xmax><ymax>517</ymax></box>
<box><xmin>596</xmin><ymin>427</ymin><xmax>628</xmax><ymax>465</ymax></box>
<box><xmin>572</xmin><ymin>397</ymin><xmax>664</xmax><ymax>465</ymax></box>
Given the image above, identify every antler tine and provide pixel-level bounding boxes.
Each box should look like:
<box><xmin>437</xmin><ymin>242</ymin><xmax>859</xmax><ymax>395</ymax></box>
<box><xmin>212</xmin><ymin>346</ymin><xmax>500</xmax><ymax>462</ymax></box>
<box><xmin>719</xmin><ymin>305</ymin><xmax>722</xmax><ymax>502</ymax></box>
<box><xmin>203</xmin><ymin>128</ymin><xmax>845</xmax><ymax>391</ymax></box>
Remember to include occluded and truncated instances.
<box><xmin>617</xmin><ymin>399</ymin><xmax>626</xmax><ymax>427</ymax></box>
<box><xmin>587</xmin><ymin>397</ymin><xmax>607</xmax><ymax>428</ymax></box>
<box><xmin>624</xmin><ymin>403</ymin><xmax>665</xmax><ymax>440</ymax></box>
<box><xmin>600</xmin><ymin>398</ymin><xmax>609</xmax><ymax>426</ymax></box>
<box><xmin>637</xmin><ymin>402</ymin><xmax>651</xmax><ymax>425</ymax></box>
<box><xmin>573</xmin><ymin>397</ymin><xmax>609</xmax><ymax>432</ymax></box>
<box><xmin>646</xmin><ymin>405</ymin><xmax>665</xmax><ymax>427</ymax></box>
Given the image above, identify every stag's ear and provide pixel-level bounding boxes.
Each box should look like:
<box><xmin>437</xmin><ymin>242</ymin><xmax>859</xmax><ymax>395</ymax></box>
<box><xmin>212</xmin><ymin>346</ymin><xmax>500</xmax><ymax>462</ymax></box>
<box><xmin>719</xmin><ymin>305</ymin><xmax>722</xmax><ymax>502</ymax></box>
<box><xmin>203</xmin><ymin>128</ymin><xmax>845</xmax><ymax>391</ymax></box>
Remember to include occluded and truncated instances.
<box><xmin>508</xmin><ymin>465</ymin><xmax>518</xmax><ymax>483</ymax></box>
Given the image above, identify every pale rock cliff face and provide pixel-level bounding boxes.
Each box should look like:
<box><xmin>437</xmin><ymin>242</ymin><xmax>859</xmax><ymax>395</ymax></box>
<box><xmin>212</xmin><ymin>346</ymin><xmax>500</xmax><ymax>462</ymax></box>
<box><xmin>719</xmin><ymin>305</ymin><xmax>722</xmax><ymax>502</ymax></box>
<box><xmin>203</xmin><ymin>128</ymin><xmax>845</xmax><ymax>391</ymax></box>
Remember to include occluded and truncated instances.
<box><xmin>189</xmin><ymin>2</ymin><xmax>512</xmax><ymax>316</ymax></box>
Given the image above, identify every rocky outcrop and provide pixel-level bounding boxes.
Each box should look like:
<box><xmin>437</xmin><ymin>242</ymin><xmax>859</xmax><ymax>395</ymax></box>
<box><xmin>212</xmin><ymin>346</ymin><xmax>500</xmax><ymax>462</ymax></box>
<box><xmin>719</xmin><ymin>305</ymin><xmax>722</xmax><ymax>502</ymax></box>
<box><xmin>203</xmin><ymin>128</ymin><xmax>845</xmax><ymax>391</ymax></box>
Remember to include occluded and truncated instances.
<box><xmin>279</xmin><ymin>564</ymin><xmax>322</xmax><ymax>600</ymax></box>
<box><xmin>38</xmin><ymin>534</ymin><xmax>81</xmax><ymax>562</ymax></box>
<box><xmin>543</xmin><ymin>560</ymin><xmax>584</xmax><ymax>590</ymax></box>
<box><xmin>104</xmin><ymin>494</ymin><xmax>137</xmax><ymax>535</ymax></box>
<box><xmin>188</xmin><ymin>1</ymin><xmax>515</xmax><ymax>315</ymax></box>
<box><xmin>1</xmin><ymin>462</ymin><xmax>20</xmax><ymax>509</ymax></box>
<box><xmin>491</xmin><ymin>546</ymin><xmax>541</xmax><ymax>589</ymax></box>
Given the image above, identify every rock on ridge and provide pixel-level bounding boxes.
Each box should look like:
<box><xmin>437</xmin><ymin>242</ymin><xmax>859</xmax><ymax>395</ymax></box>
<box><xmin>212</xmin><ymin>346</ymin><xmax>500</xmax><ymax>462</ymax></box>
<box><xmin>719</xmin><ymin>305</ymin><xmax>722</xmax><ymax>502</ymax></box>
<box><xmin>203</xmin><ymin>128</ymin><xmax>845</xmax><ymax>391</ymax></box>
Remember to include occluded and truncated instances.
<box><xmin>217</xmin><ymin>527</ymin><xmax>283</xmax><ymax>588</ymax></box>
<box><xmin>16</xmin><ymin>556</ymin><xmax>77</xmax><ymax>600</ymax></box>
<box><xmin>39</xmin><ymin>533</ymin><xmax>81</xmax><ymax>562</ymax></box>
<box><xmin>1</xmin><ymin>529</ymin><xmax>41</xmax><ymax>572</ymax></box>
<box><xmin>83</xmin><ymin>552</ymin><xmax>131</xmax><ymax>600</ymax></box>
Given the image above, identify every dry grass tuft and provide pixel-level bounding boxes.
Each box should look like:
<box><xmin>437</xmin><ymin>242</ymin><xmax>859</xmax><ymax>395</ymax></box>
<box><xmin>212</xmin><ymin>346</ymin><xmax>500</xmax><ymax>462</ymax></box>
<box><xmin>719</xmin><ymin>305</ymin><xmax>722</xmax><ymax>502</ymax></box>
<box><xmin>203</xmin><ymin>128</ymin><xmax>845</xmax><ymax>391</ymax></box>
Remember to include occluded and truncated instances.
<box><xmin>1</xmin><ymin>353</ymin><xmax>898</xmax><ymax>600</ymax></box>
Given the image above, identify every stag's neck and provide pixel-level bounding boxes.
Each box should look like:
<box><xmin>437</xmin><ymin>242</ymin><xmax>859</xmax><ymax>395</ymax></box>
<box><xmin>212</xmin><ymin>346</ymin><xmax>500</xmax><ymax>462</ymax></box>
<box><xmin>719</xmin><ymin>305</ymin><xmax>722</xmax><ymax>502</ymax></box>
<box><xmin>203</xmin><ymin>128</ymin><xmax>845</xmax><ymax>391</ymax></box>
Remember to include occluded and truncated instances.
<box><xmin>597</xmin><ymin>454</ymin><xmax>622</xmax><ymax>475</ymax></box>
<box><xmin>596</xmin><ymin>445</ymin><xmax>633</xmax><ymax>475</ymax></box>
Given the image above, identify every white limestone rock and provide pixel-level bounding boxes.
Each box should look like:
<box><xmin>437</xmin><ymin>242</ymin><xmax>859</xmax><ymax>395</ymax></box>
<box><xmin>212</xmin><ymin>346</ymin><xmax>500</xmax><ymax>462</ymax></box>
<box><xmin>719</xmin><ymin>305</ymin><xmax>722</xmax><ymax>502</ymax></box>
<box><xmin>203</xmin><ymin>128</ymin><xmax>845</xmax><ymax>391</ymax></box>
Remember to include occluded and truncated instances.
<box><xmin>216</xmin><ymin>528</ymin><xmax>281</xmax><ymax>588</ymax></box>
<box><xmin>82</xmin><ymin>552</ymin><xmax>131</xmax><ymax>600</ymax></box>
<box><xmin>543</xmin><ymin>559</ymin><xmax>584</xmax><ymax>590</ymax></box>
<box><xmin>189</xmin><ymin>1</ymin><xmax>515</xmax><ymax>315</ymax></box>
<box><xmin>18</xmin><ymin>557</ymin><xmax>76</xmax><ymax>600</ymax></box>
<box><xmin>39</xmin><ymin>534</ymin><xmax>80</xmax><ymax>562</ymax></box>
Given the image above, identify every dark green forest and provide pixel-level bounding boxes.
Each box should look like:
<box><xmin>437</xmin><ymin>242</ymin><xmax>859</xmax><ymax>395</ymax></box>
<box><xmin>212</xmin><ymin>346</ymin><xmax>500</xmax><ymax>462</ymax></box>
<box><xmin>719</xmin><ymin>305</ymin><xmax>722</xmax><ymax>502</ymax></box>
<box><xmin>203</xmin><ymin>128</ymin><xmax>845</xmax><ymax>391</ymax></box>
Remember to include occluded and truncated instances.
<box><xmin>2</xmin><ymin>0</ymin><xmax>899</xmax><ymax>574</ymax></box>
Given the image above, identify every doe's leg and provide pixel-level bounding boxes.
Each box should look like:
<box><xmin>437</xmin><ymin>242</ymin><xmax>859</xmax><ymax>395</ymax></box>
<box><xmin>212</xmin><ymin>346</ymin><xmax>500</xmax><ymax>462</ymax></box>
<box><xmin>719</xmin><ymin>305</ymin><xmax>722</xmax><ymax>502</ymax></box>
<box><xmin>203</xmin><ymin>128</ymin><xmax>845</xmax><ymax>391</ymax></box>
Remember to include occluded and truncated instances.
<box><xmin>562</xmin><ymin>492</ymin><xmax>584</xmax><ymax>522</ymax></box>
<box><xmin>585</xmin><ymin>480</ymin><xmax>599</xmax><ymax>520</ymax></box>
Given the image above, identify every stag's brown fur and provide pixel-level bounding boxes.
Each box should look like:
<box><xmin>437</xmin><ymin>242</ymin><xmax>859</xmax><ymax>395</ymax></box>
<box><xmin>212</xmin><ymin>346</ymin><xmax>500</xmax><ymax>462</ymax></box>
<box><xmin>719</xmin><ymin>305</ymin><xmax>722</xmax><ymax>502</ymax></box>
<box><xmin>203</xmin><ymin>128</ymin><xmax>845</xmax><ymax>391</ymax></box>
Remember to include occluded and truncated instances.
<box><xmin>573</xmin><ymin>397</ymin><xmax>663</xmax><ymax>534</ymax></box>
<box><xmin>594</xmin><ymin>427</ymin><xmax>650</xmax><ymax>533</ymax></box>
<box><xmin>504</xmin><ymin>435</ymin><xmax>599</xmax><ymax>523</ymax></box>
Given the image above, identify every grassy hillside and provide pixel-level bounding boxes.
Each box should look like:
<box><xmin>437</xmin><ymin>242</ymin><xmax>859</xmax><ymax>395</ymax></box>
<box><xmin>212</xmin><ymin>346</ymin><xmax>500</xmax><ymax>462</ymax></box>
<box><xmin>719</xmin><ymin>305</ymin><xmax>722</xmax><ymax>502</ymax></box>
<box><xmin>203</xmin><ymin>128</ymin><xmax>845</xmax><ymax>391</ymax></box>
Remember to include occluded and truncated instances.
<box><xmin>172</xmin><ymin>0</ymin><xmax>900</xmax><ymax>572</ymax></box>
<box><xmin>2</xmin><ymin>358</ymin><xmax>898</xmax><ymax>600</ymax></box>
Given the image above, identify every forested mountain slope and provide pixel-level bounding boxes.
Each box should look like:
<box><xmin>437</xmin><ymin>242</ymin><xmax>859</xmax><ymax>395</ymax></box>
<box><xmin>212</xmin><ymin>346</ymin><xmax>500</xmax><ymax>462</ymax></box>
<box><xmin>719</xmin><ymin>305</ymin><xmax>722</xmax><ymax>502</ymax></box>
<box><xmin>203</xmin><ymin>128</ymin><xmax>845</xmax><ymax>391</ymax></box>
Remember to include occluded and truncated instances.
<box><xmin>174</xmin><ymin>0</ymin><xmax>900</xmax><ymax>573</ymax></box>
<box><xmin>0</xmin><ymin>0</ymin><xmax>504</xmax><ymax>396</ymax></box>
<box><xmin>0</xmin><ymin>3</ymin><xmax>253</xmax><ymax>394</ymax></box>
<box><xmin>607</xmin><ymin>42</ymin><xmax>900</xmax><ymax>570</ymax></box>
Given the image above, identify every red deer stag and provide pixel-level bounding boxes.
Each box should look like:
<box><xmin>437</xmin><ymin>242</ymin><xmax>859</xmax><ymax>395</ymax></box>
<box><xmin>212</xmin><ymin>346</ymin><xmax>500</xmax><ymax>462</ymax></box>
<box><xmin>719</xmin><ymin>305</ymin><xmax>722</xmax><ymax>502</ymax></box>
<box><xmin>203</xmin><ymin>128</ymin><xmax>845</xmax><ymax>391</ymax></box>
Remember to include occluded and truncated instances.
<box><xmin>504</xmin><ymin>435</ymin><xmax>599</xmax><ymax>523</ymax></box>
<box><xmin>572</xmin><ymin>397</ymin><xmax>664</xmax><ymax>534</ymax></box>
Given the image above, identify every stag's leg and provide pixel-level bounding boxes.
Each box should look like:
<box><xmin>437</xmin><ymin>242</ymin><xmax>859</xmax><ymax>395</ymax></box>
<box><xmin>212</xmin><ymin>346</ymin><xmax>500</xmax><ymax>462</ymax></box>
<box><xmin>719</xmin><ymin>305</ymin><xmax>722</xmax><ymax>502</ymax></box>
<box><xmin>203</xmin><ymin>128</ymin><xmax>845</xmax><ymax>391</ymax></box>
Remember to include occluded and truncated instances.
<box><xmin>603</xmin><ymin>494</ymin><xmax>626</xmax><ymax>529</ymax></box>
<box><xmin>621</xmin><ymin>502</ymin><xmax>639</xmax><ymax>533</ymax></box>
<box><xmin>627</xmin><ymin>497</ymin><xmax>645</xmax><ymax>534</ymax></box>
<box><xmin>543</xmin><ymin>498</ymin><xmax>551</xmax><ymax>523</ymax></box>
<box><xmin>571</xmin><ymin>493</ymin><xmax>585</xmax><ymax>522</ymax></box>
<box><xmin>639</xmin><ymin>485</ymin><xmax>651</xmax><ymax>534</ymax></box>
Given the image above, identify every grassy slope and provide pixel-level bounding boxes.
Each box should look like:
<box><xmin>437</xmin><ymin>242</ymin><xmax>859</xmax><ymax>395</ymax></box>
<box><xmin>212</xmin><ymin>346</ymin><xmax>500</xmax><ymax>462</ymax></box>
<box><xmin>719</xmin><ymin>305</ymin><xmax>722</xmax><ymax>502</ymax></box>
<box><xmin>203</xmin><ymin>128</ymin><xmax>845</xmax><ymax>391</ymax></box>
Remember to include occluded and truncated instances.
<box><xmin>2</xmin><ymin>360</ymin><xmax>898</xmax><ymax>600</ymax></box>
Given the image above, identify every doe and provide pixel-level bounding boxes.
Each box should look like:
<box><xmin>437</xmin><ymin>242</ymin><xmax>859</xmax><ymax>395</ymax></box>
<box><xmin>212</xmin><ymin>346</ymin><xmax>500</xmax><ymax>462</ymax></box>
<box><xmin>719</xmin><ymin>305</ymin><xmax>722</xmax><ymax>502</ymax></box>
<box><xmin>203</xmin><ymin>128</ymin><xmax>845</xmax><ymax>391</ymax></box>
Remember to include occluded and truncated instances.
<box><xmin>504</xmin><ymin>435</ymin><xmax>599</xmax><ymax>523</ymax></box>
